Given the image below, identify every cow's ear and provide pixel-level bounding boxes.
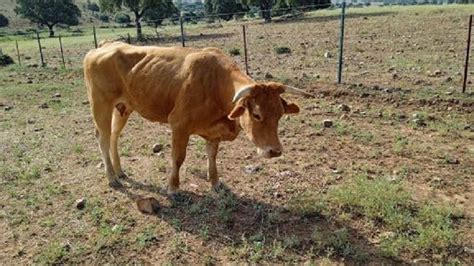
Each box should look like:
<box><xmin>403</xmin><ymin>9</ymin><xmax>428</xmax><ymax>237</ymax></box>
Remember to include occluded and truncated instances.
<box><xmin>228</xmin><ymin>104</ymin><xmax>246</xmax><ymax>120</ymax></box>
<box><xmin>281</xmin><ymin>98</ymin><xmax>300</xmax><ymax>114</ymax></box>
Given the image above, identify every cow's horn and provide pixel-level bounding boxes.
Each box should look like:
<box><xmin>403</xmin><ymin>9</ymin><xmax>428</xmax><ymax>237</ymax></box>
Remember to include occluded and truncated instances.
<box><xmin>232</xmin><ymin>85</ymin><xmax>254</xmax><ymax>103</ymax></box>
<box><xmin>283</xmin><ymin>85</ymin><xmax>315</xmax><ymax>97</ymax></box>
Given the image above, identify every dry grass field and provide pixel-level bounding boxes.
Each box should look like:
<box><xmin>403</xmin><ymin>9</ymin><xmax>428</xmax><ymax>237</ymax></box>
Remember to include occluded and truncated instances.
<box><xmin>1</xmin><ymin>4</ymin><xmax>473</xmax><ymax>264</ymax></box>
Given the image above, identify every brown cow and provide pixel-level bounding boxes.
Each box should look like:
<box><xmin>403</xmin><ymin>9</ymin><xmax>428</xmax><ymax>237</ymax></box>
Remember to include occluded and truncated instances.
<box><xmin>83</xmin><ymin>42</ymin><xmax>312</xmax><ymax>194</ymax></box>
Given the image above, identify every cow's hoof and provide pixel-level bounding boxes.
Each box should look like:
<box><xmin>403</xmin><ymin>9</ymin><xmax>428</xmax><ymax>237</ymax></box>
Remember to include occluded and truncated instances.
<box><xmin>168</xmin><ymin>192</ymin><xmax>192</xmax><ymax>205</ymax></box>
<box><xmin>108</xmin><ymin>179</ymin><xmax>123</xmax><ymax>189</ymax></box>
<box><xmin>117</xmin><ymin>171</ymin><xmax>128</xmax><ymax>179</ymax></box>
<box><xmin>212</xmin><ymin>182</ymin><xmax>230</xmax><ymax>193</ymax></box>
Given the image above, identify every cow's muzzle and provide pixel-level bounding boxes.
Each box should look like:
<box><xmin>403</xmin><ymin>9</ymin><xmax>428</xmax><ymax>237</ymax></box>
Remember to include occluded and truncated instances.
<box><xmin>258</xmin><ymin>147</ymin><xmax>282</xmax><ymax>158</ymax></box>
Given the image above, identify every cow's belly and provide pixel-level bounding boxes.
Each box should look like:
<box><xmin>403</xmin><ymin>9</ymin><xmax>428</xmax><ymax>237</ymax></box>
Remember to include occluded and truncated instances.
<box><xmin>130</xmin><ymin>101</ymin><xmax>171</xmax><ymax>123</ymax></box>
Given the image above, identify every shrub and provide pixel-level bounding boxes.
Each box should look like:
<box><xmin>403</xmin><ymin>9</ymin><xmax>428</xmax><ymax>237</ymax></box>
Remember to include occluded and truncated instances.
<box><xmin>115</xmin><ymin>13</ymin><xmax>131</xmax><ymax>24</ymax></box>
<box><xmin>99</xmin><ymin>14</ymin><xmax>109</xmax><ymax>23</ymax></box>
<box><xmin>0</xmin><ymin>14</ymin><xmax>9</xmax><ymax>27</ymax></box>
<box><xmin>274</xmin><ymin>46</ymin><xmax>291</xmax><ymax>54</ymax></box>
<box><xmin>228</xmin><ymin>48</ymin><xmax>240</xmax><ymax>56</ymax></box>
<box><xmin>87</xmin><ymin>3</ymin><xmax>100</xmax><ymax>13</ymax></box>
<box><xmin>0</xmin><ymin>54</ymin><xmax>14</xmax><ymax>66</ymax></box>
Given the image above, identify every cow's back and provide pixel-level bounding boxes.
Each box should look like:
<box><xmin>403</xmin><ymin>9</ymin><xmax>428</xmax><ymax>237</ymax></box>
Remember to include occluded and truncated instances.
<box><xmin>84</xmin><ymin>43</ymin><xmax>238</xmax><ymax>125</ymax></box>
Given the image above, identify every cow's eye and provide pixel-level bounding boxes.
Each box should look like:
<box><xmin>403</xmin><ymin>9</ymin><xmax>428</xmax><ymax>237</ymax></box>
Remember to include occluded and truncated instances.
<box><xmin>253</xmin><ymin>113</ymin><xmax>262</xmax><ymax>121</ymax></box>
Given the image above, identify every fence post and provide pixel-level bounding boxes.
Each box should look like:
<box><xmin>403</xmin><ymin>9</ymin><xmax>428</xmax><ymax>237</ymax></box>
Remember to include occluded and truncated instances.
<box><xmin>36</xmin><ymin>30</ymin><xmax>45</xmax><ymax>67</ymax></box>
<box><xmin>242</xmin><ymin>25</ymin><xmax>249</xmax><ymax>76</ymax></box>
<box><xmin>337</xmin><ymin>2</ymin><xmax>346</xmax><ymax>84</ymax></box>
<box><xmin>180</xmin><ymin>16</ymin><xmax>185</xmax><ymax>47</ymax></box>
<box><xmin>127</xmin><ymin>33</ymin><xmax>131</xmax><ymax>44</ymax></box>
<box><xmin>15</xmin><ymin>40</ymin><xmax>21</xmax><ymax>66</ymax></box>
<box><xmin>59</xmin><ymin>35</ymin><xmax>66</xmax><ymax>69</ymax></box>
<box><xmin>462</xmin><ymin>14</ymin><xmax>472</xmax><ymax>94</ymax></box>
<box><xmin>93</xmin><ymin>25</ymin><xmax>98</xmax><ymax>48</ymax></box>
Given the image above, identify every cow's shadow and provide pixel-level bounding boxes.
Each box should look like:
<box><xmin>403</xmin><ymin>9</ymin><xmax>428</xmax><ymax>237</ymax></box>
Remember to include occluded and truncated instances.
<box><xmin>116</xmin><ymin>177</ymin><xmax>389</xmax><ymax>263</ymax></box>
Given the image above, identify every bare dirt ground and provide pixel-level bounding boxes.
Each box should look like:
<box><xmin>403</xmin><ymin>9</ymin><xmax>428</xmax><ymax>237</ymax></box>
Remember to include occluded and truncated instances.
<box><xmin>1</xmin><ymin>5</ymin><xmax>473</xmax><ymax>264</ymax></box>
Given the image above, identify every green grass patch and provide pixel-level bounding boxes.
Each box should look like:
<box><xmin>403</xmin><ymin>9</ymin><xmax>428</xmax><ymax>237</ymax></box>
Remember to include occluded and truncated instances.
<box><xmin>327</xmin><ymin>176</ymin><xmax>461</xmax><ymax>258</ymax></box>
<box><xmin>35</xmin><ymin>242</ymin><xmax>69</xmax><ymax>265</ymax></box>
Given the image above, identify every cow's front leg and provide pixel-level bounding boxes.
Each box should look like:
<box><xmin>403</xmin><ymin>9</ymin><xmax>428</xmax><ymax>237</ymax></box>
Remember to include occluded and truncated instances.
<box><xmin>168</xmin><ymin>131</ymin><xmax>190</xmax><ymax>195</ymax></box>
<box><xmin>206</xmin><ymin>141</ymin><xmax>220</xmax><ymax>189</ymax></box>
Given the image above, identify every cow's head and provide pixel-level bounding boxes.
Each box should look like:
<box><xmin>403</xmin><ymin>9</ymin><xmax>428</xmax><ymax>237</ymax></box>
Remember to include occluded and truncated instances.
<box><xmin>227</xmin><ymin>82</ymin><xmax>312</xmax><ymax>158</ymax></box>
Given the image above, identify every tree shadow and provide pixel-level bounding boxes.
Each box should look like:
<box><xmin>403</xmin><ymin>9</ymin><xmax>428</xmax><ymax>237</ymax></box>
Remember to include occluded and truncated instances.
<box><xmin>130</xmin><ymin>32</ymin><xmax>237</xmax><ymax>46</ymax></box>
<box><xmin>272</xmin><ymin>11</ymin><xmax>395</xmax><ymax>24</ymax></box>
<box><xmin>115</xmin><ymin>178</ymin><xmax>394</xmax><ymax>263</ymax></box>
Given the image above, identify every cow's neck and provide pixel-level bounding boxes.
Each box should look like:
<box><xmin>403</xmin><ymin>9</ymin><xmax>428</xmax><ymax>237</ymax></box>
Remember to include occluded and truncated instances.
<box><xmin>231</xmin><ymin>71</ymin><xmax>255</xmax><ymax>97</ymax></box>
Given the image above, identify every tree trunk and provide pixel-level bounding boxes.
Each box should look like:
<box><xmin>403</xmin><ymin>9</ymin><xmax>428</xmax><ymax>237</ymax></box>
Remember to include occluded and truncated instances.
<box><xmin>135</xmin><ymin>16</ymin><xmax>142</xmax><ymax>40</ymax></box>
<box><xmin>260</xmin><ymin>0</ymin><xmax>272</xmax><ymax>23</ymax></box>
<box><xmin>47</xmin><ymin>24</ymin><xmax>54</xmax><ymax>37</ymax></box>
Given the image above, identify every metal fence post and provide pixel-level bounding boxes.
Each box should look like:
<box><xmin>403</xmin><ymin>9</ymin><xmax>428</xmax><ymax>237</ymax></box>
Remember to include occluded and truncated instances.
<box><xmin>180</xmin><ymin>16</ymin><xmax>185</xmax><ymax>47</ymax></box>
<box><xmin>337</xmin><ymin>2</ymin><xmax>346</xmax><ymax>84</ymax></box>
<box><xmin>242</xmin><ymin>25</ymin><xmax>249</xmax><ymax>76</ymax></box>
<box><xmin>462</xmin><ymin>14</ymin><xmax>472</xmax><ymax>94</ymax></box>
<box><xmin>127</xmin><ymin>33</ymin><xmax>131</xmax><ymax>44</ymax></box>
<box><xmin>59</xmin><ymin>35</ymin><xmax>66</xmax><ymax>68</ymax></box>
<box><xmin>93</xmin><ymin>25</ymin><xmax>98</xmax><ymax>48</ymax></box>
<box><xmin>15</xmin><ymin>40</ymin><xmax>21</xmax><ymax>66</ymax></box>
<box><xmin>36</xmin><ymin>30</ymin><xmax>45</xmax><ymax>67</ymax></box>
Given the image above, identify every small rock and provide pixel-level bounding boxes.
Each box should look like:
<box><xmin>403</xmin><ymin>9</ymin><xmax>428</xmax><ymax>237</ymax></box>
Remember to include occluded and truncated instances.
<box><xmin>33</xmin><ymin>127</ymin><xmax>43</xmax><ymax>132</ymax></box>
<box><xmin>82</xmin><ymin>100</ymin><xmax>89</xmax><ymax>105</ymax></box>
<box><xmin>324</xmin><ymin>52</ymin><xmax>332</xmax><ymax>58</ymax></box>
<box><xmin>136</xmin><ymin>197</ymin><xmax>160</xmax><ymax>214</ymax></box>
<box><xmin>51</xmin><ymin>99</ymin><xmax>61</xmax><ymax>103</ymax></box>
<box><xmin>278</xmin><ymin>170</ymin><xmax>293</xmax><ymax>177</ymax></box>
<box><xmin>26</xmin><ymin>80</ymin><xmax>33</xmax><ymax>84</ymax></box>
<box><xmin>53</xmin><ymin>93</ymin><xmax>61</xmax><ymax>98</ymax></box>
<box><xmin>445</xmin><ymin>91</ymin><xmax>453</xmax><ymax>95</ymax></box>
<box><xmin>413</xmin><ymin>258</ymin><xmax>430</xmax><ymax>264</ymax></box>
<box><xmin>264</xmin><ymin>72</ymin><xmax>273</xmax><ymax>79</ymax></box>
<box><xmin>96</xmin><ymin>162</ymin><xmax>104</xmax><ymax>169</ymax></box>
<box><xmin>75</xmin><ymin>198</ymin><xmax>86</xmax><ymax>210</ymax></box>
<box><xmin>332</xmin><ymin>169</ymin><xmax>342</xmax><ymax>174</ymax></box>
<box><xmin>152</xmin><ymin>143</ymin><xmax>163</xmax><ymax>153</ymax></box>
<box><xmin>379</xmin><ymin>231</ymin><xmax>396</xmax><ymax>239</ymax></box>
<box><xmin>244</xmin><ymin>165</ymin><xmax>262</xmax><ymax>174</ymax></box>
<box><xmin>412</xmin><ymin>118</ymin><xmax>426</xmax><ymax>127</ymax></box>
<box><xmin>323</xmin><ymin>119</ymin><xmax>333</xmax><ymax>128</ymax></box>
<box><xmin>4</xmin><ymin>106</ymin><xmax>13</xmax><ymax>111</ymax></box>
<box><xmin>446</xmin><ymin>158</ymin><xmax>460</xmax><ymax>165</ymax></box>
<box><xmin>463</xmin><ymin>124</ymin><xmax>471</xmax><ymax>130</ymax></box>
<box><xmin>39</xmin><ymin>103</ymin><xmax>49</xmax><ymax>109</ymax></box>
<box><xmin>445</xmin><ymin>77</ymin><xmax>453</xmax><ymax>83</ymax></box>
<box><xmin>27</xmin><ymin>118</ymin><xmax>35</xmax><ymax>124</ymax></box>
<box><xmin>464</xmin><ymin>246</ymin><xmax>474</xmax><ymax>254</ymax></box>
<box><xmin>337</xmin><ymin>104</ymin><xmax>351</xmax><ymax>112</ymax></box>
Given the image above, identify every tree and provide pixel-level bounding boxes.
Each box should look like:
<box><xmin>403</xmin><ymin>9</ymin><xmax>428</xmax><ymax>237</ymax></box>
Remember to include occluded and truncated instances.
<box><xmin>87</xmin><ymin>2</ymin><xmax>101</xmax><ymax>13</ymax></box>
<box><xmin>100</xmin><ymin>0</ymin><xmax>164</xmax><ymax>40</ymax></box>
<box><xmin>205</xmin><ymin>0</ymin><xmax>248</xmax><ymax>21</ymax></box>
<box><xmin>241</xmin><ymin>0</ymin><xmax>272</xmax><ymax>22</ymax></box>
<box><xmin>114</xmin><ymin>12</ymin><xmax>131</xmax><ymax>24</ymax></box>
<box><xmin>14</xmin><ymin>0</ymin><xmax>81</xmax><ymax>37</ymax></box>
<box><xmin>0</xmin><ymin>14</ymin><xmax>8</xmax><ymax>27</ymax></box>
<box><xmin>143</xmin><ymin>0</ymin><xmax>178</xmax><ymax>29</ymax></box>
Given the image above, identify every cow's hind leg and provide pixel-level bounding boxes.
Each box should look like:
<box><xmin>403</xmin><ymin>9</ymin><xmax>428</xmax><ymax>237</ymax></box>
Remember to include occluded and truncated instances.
<box><xmin>110</xmin><ymin>104</ymin><xmax>131</xmax><ymax>179</ymax></box>
<box><xmin>92</xmin><ymin>102</ymin><xmax>121</xmax><ymax>188</ymax></box>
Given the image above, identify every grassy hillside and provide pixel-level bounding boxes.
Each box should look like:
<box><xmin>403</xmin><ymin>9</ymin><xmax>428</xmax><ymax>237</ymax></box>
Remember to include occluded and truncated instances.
<box><xmin>0</xmin><ymin>0</ymin><xmax>101</xmax><ymax>28</ymax></box>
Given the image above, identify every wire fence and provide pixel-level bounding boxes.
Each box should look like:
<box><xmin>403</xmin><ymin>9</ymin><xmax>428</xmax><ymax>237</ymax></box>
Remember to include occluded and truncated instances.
<box><xmin>0</xmin><ymin>3</ymin><xmax>472</xmax><ymax>92</ymax></box>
